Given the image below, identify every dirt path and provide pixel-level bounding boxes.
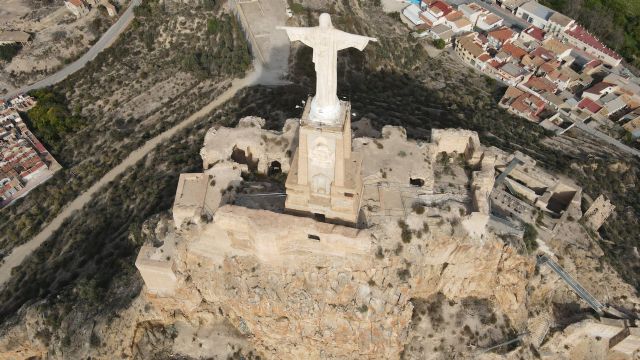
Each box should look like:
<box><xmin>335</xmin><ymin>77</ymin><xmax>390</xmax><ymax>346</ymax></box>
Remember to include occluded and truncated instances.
<box><xmin>0</xmin><ymin>69</ymin><xmax>261</xmax><ymax>287</ymax></box>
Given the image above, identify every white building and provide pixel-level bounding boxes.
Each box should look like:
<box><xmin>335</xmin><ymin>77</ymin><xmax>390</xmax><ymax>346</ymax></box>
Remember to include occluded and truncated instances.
<box><xmin>546</xmin><ymin>12</ymin><xmax>574</xmax><ymax>36</ymax></box>
<box><xmin>477</xmin><ymin>13</ymin><xmax>504</xmax><ymax>31</ymax></box>
<box><xmin>563</xmin><ymin>24</ymin><xmax>623</xmax><ymax>67</ymax></box>
<box><xmin>516</xmin><ymin>1</ymin><xmax>575</xmax><ymax>36</ymax></box>
<box><xmin>401</xmin><ymin>4</ymin><xmax>426</xmax><ymax>30</ymax></box>
<box><xmin>516</xmin><ymin>1</ymin><xmax>554</xmax><ymax>29</ymax></box>
<box><xmin>458</xmin><ymin>3</ymin><xmax>488</xmax><ymax>26</ymax></box>
<box><xmin>581</xmin><ymin>82</ymin><xmax>617</xmax><ymax>101</ymax></box>
<box><xmin>430</xmin><ymin>24</ymin><xmax>454</xmax><ymax>43</ymax></box>
<box><xmin>444</xmin><ymin>11</ymin><xmax>473</xmax><ymax>34</ymax></box>
<box><xmin>498</xmin><ymin>0</ymin><xmax>529</xmax><ymax>13</ymax></box>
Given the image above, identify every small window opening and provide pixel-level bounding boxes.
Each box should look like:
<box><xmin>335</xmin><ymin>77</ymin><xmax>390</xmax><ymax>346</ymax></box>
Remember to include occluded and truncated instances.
<box><xmin>308</xmin><ymin>234</ymin><xmax>320</xmax><ymax>241</ymax></box>
<box><xmin>410</xmin><ymin>178</ymin><xmax>425</xmax><ymax>187</ymax></box>
<box><xmin>344</xmin><ymin>192</ymin><xmax>354</xmax><ymax>198</ymax></box>
<box><xmin>268</xmin><ymin>160</ymin><xmax>282</xmax><ymax>176</ymax></box>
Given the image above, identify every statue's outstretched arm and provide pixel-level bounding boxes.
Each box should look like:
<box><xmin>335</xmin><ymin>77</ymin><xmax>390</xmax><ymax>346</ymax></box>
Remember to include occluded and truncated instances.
<box><xmin>277</xmin><ymin>26</ymin><xmax>314</xmax><ymax>48</ymax></box>
<box><xmin>335</xmin><ymin>30</ymin><xmax>377</xmax><ymax>51</ymax></box>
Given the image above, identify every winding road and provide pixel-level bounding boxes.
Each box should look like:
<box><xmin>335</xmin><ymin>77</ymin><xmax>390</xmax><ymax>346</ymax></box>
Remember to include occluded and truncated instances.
<box><xmin>0</xmin><ymin>0</ymin><xmax>290</xmax><ymax>287</ymax></box>
<box><xmin>0</xmin><ymin>69</ymin><xmax>262</xmax><ymax>287</ymax></box>
<box><xmin>2</xmin><ymin>0</ymin><xmax>142</xmax><ymax>100</ymax></box>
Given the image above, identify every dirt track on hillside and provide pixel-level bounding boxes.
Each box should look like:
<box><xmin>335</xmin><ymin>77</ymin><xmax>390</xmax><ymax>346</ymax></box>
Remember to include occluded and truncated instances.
<box><xmin>0</xmin><ymin>69</ymin><xmax>262</xmax><ymax>287</ymax></box>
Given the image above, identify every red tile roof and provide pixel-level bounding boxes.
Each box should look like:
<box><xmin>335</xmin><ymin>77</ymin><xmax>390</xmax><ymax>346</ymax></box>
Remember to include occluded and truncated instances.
<box><xmin>67</xmin><ymin>0</ymin><xmax>84</xmax><ymax>7</ymax></box>
<box><xmin>564</xmin><ymin>25</ymin><xmax>621</xmax><ymax>61</ymax></box>
<box><xmin>583</xmin><ymin>82</ymin><xmax>615</xmax><ymax>95</ymax></box>
<box><xmin>477</xmin><ymin>53</ymin><xmax>491</xmax><ymax>62</ymax></box>
<box><xmin>539</xmin><ymin>60</ymin><xmax>560</xmax><ymax>74</ymax></box>
<box><xmin>510</xmin><ymin>93</ymin><xmax>545</xmax><ymax>120</ymax></box>
<box><xmin>522</xmin><ymin>55</ymin><xmax>546</xmax><ymax>68</ymax></box>
<box><xmin>488</xmin><ymin>27</ymin><xmax>516</xmax><ymax>45</ymax></box>
<box><xmin>522</xmin><ymin>25</ymin><xmax>545</xmax><ymax>41</ymax></box>
<box><xmin>488</xmin><ymin>59</ymin><xmax>503</xmax><ymax>68</ymax></box>
<box><xmin>445</xmin><ymin>10</ymin><xmax>463</xmax><ymax>21</ymax></box>
<box><xmin>530</xmin><ymin>47</ymin><xmax>555</xmax><ymax>61</ymax></box>
<box><xmin>430</xmin><ymin>1</ymin><xmax>453</xmax><ymax>16</ymax></box>
<box><xmin>504</xmin><ymin>86</ymin><xmax>524</xmax><ymax>99</ymax></box>
<box><xmin>546</xmin><ymin>69</ymin><xmax>570</xmax><ymax>83</ymax></box>
<box><xmin>525</xmin><ymin>76</ymin><xmax>557</xmax><ymax>93</ymax></box>
<box><xmin>577</xmin><ymin>98</ymin><xmax>603</xmax><ymax>113</ymax></box>
<box><xmin>483</xmin><ymin>14</ymin><xmax>502</xmax><ymax>26</ymax></box>
<box><xmin>501</xmin><ymin>42</ymin><xmax>527</xmax><ymax>60</ymax></box>
<box><xmin>584</xmin><ymin>59</ymin><xmax>602</xmax><ymax>69</ymax></box>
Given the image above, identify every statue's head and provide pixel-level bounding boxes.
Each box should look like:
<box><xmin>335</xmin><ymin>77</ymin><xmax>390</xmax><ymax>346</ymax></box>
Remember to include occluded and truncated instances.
<box><xmin>319</xmin><ymin>13</ymin><xmax>332</xmax><ymax>29</ymax></box>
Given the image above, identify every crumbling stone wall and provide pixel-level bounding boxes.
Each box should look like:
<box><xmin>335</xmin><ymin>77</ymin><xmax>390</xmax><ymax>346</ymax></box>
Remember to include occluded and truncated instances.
<box><xmin>583</xmin><ymin>195</ymin><xmax>615</xmax><ymax>230</ymax></box>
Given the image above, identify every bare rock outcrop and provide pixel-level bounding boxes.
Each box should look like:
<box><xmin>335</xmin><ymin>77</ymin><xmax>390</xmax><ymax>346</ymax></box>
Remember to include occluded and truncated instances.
<box><xmin>137</xmin><ymin>210</ymin><xmax>532</xmax><ymax>359</ymax></box>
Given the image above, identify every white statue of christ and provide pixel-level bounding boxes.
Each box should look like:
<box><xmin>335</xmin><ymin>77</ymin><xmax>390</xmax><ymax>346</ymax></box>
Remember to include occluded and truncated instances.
<box><xmin>279</xmin><ymin>13</ymin><xmax>377</xmax><ymax>124</ymax></box>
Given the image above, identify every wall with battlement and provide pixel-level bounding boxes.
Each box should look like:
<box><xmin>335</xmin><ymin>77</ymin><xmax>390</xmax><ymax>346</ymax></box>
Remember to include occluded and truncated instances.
<box><xmin>188</xmin><ymin>205</ymin><xmax>372</xmax><ymax>265</ymax></box>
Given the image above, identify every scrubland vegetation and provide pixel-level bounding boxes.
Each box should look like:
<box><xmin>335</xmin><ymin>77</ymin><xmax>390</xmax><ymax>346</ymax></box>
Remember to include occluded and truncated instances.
<box><xmin>407</xmin><ymin>293</ymin><xmax>518</xmax><ymax>357</ymax></box>
<box><xmin>25</xmin><ymin>89</ymin><xmax>85</xmax><ymax>145</ymax></box>
<box><xmin>0</xmin><ymin>43</ymin><xmax>22</xmax><ymax>62</ymax></box>
<box><xmin>0</xmin><ymin>0</ymin><xmax>250</xmax><ymax>258</ymax></box>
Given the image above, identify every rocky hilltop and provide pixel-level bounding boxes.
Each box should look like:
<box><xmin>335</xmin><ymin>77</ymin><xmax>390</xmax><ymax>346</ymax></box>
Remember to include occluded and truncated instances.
<box><xmin>130</xmin><ymin>114</ymin><xmax>636</xmax><ymax>359</ymax></box>
<box><xmin>0</xmin><ymin>116</ymin><xmax>638</xmax><ymax>359</ymax></box>
<box><xmin>134</xmin><ymin>115</ymin><xmax>536</xmax><ymax>359</ymax></box>
<box><xmin>1</xmin><ymin>0</ymin><xmax>639</xmax><ymax>356</ymax></box>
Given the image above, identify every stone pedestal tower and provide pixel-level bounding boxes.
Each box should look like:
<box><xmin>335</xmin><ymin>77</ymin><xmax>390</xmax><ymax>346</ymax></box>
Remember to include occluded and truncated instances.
<box><xmin>279</xmin><ymin>13</ymin><xmax>376</xmax><ymax>225</ymax></box>
<box><xmin>285</xmin><ymin>99</ymin><xmax>362</xmax><ymax>224</ymax></box>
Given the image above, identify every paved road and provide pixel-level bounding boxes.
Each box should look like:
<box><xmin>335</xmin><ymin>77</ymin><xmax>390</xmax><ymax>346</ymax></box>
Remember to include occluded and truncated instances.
<box><xmin>230</xmin><ymin>0</ymin><xmax>290</xmax><ymax>85</ymax></box>
<box><xmin>574</xmin><ymin>122</ymin><xmax>640</xmax><ymax>158</ymax></box>
<box><xmin>0</xmin><ymin>68</ymin><xmax>263</xmax><ymax>287</ymax></box>
<box><xmin>2</xmin><ymin>0</ymin><xmax>142</xmax><ymax>100</ymax></box>
<box><xmin>0</xmin><ymin>0</ymin><xmax>291</xmax><ymax>288</ymax></box>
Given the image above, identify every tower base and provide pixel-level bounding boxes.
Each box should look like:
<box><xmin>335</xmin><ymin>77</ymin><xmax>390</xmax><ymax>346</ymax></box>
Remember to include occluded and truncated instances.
<box><xmin>285</xmin><ymin>98</ymin><xmax>362</xmax><ymax>226</ymax></box>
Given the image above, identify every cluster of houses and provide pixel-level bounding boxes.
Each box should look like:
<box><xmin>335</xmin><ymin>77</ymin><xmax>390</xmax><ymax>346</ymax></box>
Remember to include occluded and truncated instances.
<box><xmin>64</xmin><ymin>0</ymin><xmax>117</xmax><ymax>18</ymax></box>
<box><xmin>401</xmin><ymin>0</ymin><xmax>640</xmax><ymax>140</ymax></box>
<box><xmin>0</xmin><ymin>95</ymin><xmax>57</xmax><ymax>206</ymax></box>
<box><xmin>402</xmin><ymin>1</ymin><xmax>504</xmax><ymax>42</ymax></box>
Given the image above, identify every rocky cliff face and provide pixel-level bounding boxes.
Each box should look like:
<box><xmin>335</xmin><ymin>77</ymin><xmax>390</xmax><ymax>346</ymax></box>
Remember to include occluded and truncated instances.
<box><xmin>139</xmin><ymin>209</ymin><xmax>532</xmax><ymax>359</ymax></box>
<box><xmin>3</xmin><ymin>201</ymin><xmax>633</xmax><ymax>359</ymax></box>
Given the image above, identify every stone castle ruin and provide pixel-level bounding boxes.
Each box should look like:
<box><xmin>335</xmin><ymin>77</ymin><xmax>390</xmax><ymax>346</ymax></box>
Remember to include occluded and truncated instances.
<box><xmin>133</xmin><ymin>13</ymin><xmax>630</xmax><ymax>359</ymax></box>
<box><xmin>583</xmin><ymin>194</ymin><xmax>615</xmax><ymax>231</ymax></box>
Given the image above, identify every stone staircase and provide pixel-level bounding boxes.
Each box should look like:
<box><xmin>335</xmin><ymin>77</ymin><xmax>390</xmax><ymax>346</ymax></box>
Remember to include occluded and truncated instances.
<box><xmin>526</xmin><ymin>312</ymin><xmax>553</xmax><ymax>348</ymax></box>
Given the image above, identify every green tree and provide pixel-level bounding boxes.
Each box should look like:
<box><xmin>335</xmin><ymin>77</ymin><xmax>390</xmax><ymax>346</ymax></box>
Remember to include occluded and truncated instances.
<box><xmin>207</xmin><ymin>18</ymin><xmax>220</xmax><ymax>34</ymax></box>
<box><xmin>26</xmin><ymin>89</ymin><xmax>85</xmax><ymax>145</ymax></box>
<box><xmin>289</xmin><ymin>2</ymin><xmax>304</xmax><ymax>14</ymax></box>
<box><xmin>432</xmin><ymin>38</ymin><xmax>445</xmax><ymax>50</ymax></box>
<box><xmin>522</xmin><ymin>223</ymin><xmax>539</xmax><ymax>254</ymax></box>
<box><xmin>0</xmin><ymin>43</ymin><xmax>22</xmax><ymax>62</ymax></box>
